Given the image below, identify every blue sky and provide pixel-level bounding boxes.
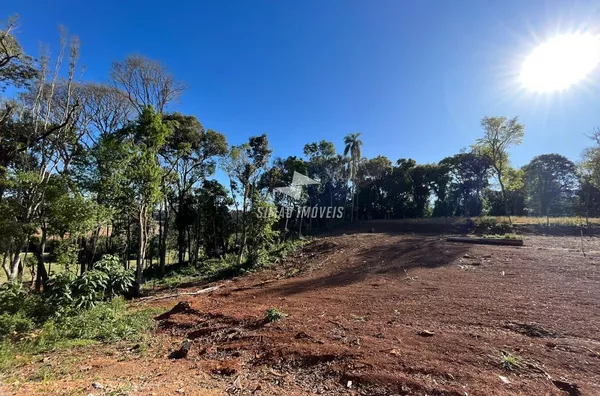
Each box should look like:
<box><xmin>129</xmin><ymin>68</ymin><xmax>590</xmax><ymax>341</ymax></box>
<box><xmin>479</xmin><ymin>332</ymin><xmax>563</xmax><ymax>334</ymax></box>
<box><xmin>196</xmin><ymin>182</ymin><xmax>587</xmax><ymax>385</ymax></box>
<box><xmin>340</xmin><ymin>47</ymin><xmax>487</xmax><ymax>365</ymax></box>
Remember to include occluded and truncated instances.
<box><xmin>3</xmin><ymin>0</ymin><xmax>600</xmax><ymax>168</ymax></box>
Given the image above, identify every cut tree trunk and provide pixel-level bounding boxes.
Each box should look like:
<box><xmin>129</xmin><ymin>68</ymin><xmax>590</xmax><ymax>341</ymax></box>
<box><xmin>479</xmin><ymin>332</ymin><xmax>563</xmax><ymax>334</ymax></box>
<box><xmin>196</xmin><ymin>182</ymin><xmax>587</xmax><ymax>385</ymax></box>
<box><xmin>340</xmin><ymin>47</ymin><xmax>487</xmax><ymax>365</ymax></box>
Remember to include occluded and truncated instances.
<box><xmin>446</xmin><ymin>237</ymin><xmax>523</xmax><ymax>246</ymax></box>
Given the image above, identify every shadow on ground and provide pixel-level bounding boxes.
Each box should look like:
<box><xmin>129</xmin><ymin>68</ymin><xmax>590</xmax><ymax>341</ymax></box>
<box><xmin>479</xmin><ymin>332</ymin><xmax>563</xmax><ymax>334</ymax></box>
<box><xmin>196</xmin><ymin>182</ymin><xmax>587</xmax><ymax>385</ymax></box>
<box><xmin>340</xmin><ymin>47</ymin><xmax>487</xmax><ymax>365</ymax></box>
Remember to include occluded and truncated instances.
<box><xmin>266</xmin><ymin>236</ymin><xmax>470</xmax><ymax>296</ymax></box>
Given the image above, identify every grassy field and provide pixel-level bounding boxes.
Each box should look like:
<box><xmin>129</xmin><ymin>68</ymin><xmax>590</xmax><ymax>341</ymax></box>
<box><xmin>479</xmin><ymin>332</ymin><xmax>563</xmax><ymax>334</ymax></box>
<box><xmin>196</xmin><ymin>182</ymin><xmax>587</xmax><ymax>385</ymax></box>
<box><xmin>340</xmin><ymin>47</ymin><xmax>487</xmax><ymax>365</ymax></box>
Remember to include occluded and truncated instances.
<box><xmin>382</xmin><ymin>216</ymin><xmax>600</xmax><ymax>227</ymax></box>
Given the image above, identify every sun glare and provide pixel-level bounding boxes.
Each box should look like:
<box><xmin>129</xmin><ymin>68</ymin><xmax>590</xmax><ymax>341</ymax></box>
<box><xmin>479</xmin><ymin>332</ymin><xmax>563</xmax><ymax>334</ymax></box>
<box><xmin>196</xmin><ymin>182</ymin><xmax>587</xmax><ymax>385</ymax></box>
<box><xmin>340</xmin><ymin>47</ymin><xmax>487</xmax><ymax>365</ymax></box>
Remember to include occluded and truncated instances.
<box><xmin>520</xmin><ymin>33</ymin><xmax>600</xmax><ymax>92</ymax></box>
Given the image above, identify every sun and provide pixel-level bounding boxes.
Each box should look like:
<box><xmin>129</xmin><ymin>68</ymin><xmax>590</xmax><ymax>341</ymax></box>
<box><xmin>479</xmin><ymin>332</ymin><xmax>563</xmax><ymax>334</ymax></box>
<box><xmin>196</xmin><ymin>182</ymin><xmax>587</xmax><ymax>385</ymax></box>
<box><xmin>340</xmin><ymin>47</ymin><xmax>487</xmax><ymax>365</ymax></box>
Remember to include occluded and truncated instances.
<box><xmin>520</xmin><ymin>33</ymin><xmax>600</xmax><ymax>92</ymax></box>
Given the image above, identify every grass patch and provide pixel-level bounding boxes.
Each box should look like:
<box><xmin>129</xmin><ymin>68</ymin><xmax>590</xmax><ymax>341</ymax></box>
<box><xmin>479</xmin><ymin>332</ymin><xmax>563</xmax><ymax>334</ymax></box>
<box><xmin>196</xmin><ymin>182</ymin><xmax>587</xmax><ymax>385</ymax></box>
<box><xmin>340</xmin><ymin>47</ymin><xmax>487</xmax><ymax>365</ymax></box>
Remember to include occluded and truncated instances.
<box><xmin>381</xmin><ymin>216</ymin><xmax>600</xmax><ymax>227</ymax></box>
<box><xmin>482</xmin><ymin>233</ymin><xmax>520</xmax><ymax>240</ymax></box>
<box><xmin>0</xmin><ymin>298</ymin><xmax>161</xmax><ymax>375</ymax></box>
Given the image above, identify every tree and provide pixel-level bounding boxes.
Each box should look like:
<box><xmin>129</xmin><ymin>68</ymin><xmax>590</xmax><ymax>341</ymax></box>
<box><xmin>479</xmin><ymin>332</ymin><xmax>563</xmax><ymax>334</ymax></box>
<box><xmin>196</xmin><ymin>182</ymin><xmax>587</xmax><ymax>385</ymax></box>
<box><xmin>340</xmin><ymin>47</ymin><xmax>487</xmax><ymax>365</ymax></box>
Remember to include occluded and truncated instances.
<box><xmin>195</xmin><ymin>180</ymin><xmax>233</xmax><ymax>258</ymax></box>
<box><xmin>440</xmin><ymin>152</ymin><xmax>491</xmax><ymax>216</ymax></box>
<box><xmin>110</xmin><ymin>55</ymin><xmax>186</xmax><ymax>115</ymax></box>
<box><xmin>475</xmin><ymin>116</ymin><xmax>524</xmax><ymax>222</ymax></box>
<box><xmin>429</xmin><ymin>163</ymin><xmax>451</xmax><ymax>218</ymax></box>
<box><xmin>119</xmin><ymin>106</ymin><xmax>170</xmax><ymax>294</ymax></box>
<box><xmin>221</xmin><ymin>135</ymin><xmax>272</xmax><ymax>264</ymax></box>
<box><xmin>1</xmin><ymin>27</ymin><xmax>81</xmax><ymax>282</ymax></box>
<box><xmin>160</xmin><ymin>113</ymin><xmax>228</xmax><ymax>268</ymax></box>
<box><xmin>357</xmin><ymin>156</ymin><xmax>393</xmax><ymax>219</ymax></box>
<box><xmin>503</xmin><ymin>166</ymin><xmax>526</xmax><ymax>216</ymax></box>
<box><xmin>524</xmin><ymin>154</ymin><xmax>578</xmax><ymax>220</ymax></box>
<box><xmin>0</xmin><ymin>15</ymin><xmax>37</xmax><ymax>91</ymax></box>
<box><xmin>343</xmin><ymin>133</ymin><xmax>363</xmax><ymax>222</ymax></box>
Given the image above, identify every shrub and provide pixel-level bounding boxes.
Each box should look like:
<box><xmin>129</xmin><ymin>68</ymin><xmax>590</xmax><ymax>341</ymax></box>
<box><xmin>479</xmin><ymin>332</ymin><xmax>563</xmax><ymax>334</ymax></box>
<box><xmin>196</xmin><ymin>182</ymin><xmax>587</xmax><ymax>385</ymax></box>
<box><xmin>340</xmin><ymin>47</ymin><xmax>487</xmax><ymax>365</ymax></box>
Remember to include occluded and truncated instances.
<box><xmin>45</xmin><ymin>272</ymin><xmax>76</xmax><ymax>314</ymax></box>
<box><xmin>94</xmin><ymin>255</ymin><xmax>134</xmax><ymax>298</ymax></box>
<box><xmin>72</xmin><ymin>268</ymin><xmax>110</xmax><ymax>309</ymax></box>
<box><xmin>45</xmin><ymin>254</ymin><xmax>134</xmax><ymax>311</ymax></box>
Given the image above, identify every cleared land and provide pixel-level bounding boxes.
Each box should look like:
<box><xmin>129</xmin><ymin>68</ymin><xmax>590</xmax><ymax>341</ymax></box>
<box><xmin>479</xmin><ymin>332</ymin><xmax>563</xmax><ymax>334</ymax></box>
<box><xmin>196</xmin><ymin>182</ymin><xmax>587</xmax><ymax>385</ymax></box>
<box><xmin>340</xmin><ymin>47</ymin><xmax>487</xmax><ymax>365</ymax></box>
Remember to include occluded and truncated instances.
<box><xmin>2</xmin><ymin>224</ymin><xmax>600</xmax><ymax>395</ymax></box>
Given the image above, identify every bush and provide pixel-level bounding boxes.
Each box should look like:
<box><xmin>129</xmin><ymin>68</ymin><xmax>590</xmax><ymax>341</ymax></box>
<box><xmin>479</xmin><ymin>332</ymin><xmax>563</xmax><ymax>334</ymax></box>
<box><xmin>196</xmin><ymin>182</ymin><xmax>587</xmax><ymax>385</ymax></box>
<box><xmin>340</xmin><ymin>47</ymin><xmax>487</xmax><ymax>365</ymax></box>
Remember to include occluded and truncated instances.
<box><xmin>93</xmin><ymin>255</ymin><xmax>134</xmax><ymax>298</ymax></box>
<box><xmin>45</xmin><ymin>254</ymin><xmax>134</xmax><ymax>311</ymax></box>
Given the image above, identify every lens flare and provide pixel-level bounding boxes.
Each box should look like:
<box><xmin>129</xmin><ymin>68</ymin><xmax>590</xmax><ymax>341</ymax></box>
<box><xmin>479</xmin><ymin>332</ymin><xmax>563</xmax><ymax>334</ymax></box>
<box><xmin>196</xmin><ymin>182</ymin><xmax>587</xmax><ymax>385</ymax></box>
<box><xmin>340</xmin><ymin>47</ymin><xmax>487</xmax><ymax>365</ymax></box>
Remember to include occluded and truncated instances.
<box><xmin>520</xmin><ymin>33</ymin><xmax>600</xmax><ymax>92</ymax></box>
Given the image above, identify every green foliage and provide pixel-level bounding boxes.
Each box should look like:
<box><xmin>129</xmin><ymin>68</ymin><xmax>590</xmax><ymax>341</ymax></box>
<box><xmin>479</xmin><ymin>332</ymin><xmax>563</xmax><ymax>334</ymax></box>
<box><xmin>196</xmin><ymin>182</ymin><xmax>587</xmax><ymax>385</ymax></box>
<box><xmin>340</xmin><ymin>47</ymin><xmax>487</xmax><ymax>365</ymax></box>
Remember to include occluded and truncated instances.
<box><xmin>500</xmin><ymin>351</ymin><xmax>522</xmax><ymax>371</ymax></box>
<box><xmin>54</xmin><ymin>243</ymin><xmax>80</xmax><ymax>273</ymax></box>
<box><xmin>0</xmin><ymin>282</ymin><xmax>29</xmax><ymax>314</ymax></box>
<box><xmin>93</xmin><ymin>255</ymin><xmax>135</xmax><ymax>299</ymax></box>
<box><xmin>0</xmin><ymin>15</ymin><xmax>37</xmax><ymax>91</ymax></box>
<box><xmin>45</xmin><ymin>255</ymin><xmax>133</xmax><ymax>311</ymax></box>
<box><xmin>45</xmin><ymin>272</ymin><xmax>77</xmax><ymax>313</ymax></box>
<box><xmin>0</xmin><ymin>283</ymin><xmax>46</xmax><ymax>321</ymax></box>
<box><xmin>264</xmin><ymin>307</ymin><xmax>286</xmax><ymax>322</ymax></box>
<box><xmin>246</xmin><ymin>195</ymin><xmax>279</xmax><ymax>267</ymax></box>
<box><xmin>524</xmin><ymin>154</ymin><xmax>578</xmax><ymax>216</ymax></box>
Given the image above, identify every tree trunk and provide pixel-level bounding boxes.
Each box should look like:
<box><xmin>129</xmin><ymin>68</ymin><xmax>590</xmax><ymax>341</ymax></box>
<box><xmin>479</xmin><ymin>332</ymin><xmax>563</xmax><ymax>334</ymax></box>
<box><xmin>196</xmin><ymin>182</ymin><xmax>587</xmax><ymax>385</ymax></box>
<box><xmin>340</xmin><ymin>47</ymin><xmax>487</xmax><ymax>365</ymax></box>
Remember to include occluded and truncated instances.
<box><xmin>80</xmin><ymin>236</ymin><xmax>87</xmax><ymax>276</ymax></box>
<box><xmin>177</xmin><ymin>225</ymin><xmax>186</xmax><ymax>266</ymax></box>
<box><xmin>585</xmin><ymin>180</ymin><xmax>591</xmax><ymax>227</ymax></box>
<box><xmin>135</xmin><ymin>206</ymin><xmax>146</xmax><ymax>296</ymax></box>
<box><xmin>350</xmin><ymin>184</ymin><xmax>355</xmax><ymax>223</ymax></box>
<box><xmin>187</xmin><ymin>227</ymin><xmax>192</xmax><ymax>265</ymax></box>
<box><xmin>497</xmin><ymin>170</ymin><xmax>511</xmax><ymax>224</ymax></box>
<box><xmin>355</xmin><ymin>186</ymin><xmax>360</xmax><ymax>222</ymax></box>
<box><xmin>35</xmin><ymin>226</ymin><xmax>49</xmax><ymax>292</ymax></box>
<box><xmin>238</xmin><ymin>187</ymin><xmax>248</xmax><ymax>265</ymax></box>
<box><xmin>8</xmin><ymin>239</ymin><xmax>26</xmax><ymax>282</ymax></box>
<box><xmin>158</xmin><ymin>204</ymin><xmax>163</xmax><ymax>273</ymax></box>
<box><xmin>2</xmin><ymin>252</ymin><xmax>9</xmax><ymax>280</ymax></box>
<box><xmin>160</xmin><ymin>198</ymin><xmax>169</xmax><ymax>275</ymax></box>
<box><xmin>125</xmin><ymin>217</ymin><xmax>131</xmax><ymax>269</ymax></box>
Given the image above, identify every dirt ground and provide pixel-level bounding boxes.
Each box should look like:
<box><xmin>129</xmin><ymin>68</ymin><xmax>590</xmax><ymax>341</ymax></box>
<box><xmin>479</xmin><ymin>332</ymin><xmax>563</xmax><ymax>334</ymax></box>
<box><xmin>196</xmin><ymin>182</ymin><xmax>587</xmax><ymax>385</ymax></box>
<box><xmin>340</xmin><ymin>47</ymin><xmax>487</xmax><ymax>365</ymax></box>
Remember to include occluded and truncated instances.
<box><xmin>3</xmin><ymin>226</ymin><xmax>600</xmax><ymax>395</ymax></box>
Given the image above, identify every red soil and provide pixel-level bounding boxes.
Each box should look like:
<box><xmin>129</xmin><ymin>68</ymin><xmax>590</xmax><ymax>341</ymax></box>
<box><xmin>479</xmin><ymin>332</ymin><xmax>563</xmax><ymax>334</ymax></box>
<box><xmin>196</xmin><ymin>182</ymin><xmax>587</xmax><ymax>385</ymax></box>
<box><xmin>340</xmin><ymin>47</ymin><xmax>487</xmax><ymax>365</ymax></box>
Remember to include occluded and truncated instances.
<box><xmin>4</xmin><ymin>229</ymin><xmax>600</xmax><ymax>395</ymax></box>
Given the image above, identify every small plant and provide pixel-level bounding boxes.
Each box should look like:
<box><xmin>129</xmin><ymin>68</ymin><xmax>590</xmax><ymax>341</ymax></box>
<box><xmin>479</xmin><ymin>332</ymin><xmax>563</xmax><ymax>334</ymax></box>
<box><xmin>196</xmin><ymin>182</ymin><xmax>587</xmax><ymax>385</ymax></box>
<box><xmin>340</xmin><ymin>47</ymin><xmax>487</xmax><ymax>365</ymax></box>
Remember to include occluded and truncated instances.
<box><xmin>264</xmin><ymin>307</ymin><xmax>286</xmax><ymax>322</ymax></box>
<box><xmin>500</xmin><ymin>351</ymin><xmax>522</xmax><ymax>371</ymax></box>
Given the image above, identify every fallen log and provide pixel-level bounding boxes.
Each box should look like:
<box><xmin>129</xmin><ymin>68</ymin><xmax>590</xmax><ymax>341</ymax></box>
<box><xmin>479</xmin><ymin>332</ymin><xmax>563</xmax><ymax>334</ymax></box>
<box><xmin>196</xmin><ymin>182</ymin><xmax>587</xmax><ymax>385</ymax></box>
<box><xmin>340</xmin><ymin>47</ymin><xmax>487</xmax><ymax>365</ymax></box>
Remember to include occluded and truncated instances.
<box><xmin>137</xmin><ymin>285</ymin><xmax>221</xmax><ymax>302</ymax></box>
<box><xmin>446</xmin><ymin>237</ymin><xmax>523</xmax><ymax>246</ymax></box>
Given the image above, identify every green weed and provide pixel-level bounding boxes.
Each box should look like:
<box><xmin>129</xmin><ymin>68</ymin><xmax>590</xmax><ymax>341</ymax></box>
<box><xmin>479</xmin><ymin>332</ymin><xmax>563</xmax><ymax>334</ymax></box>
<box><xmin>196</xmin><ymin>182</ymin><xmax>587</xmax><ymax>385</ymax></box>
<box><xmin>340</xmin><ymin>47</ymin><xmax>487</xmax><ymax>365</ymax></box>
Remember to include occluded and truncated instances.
<box><xmin>264</xmin><ymin>307</ymin><xmax>287</xmax><ymax>322</ymax></box>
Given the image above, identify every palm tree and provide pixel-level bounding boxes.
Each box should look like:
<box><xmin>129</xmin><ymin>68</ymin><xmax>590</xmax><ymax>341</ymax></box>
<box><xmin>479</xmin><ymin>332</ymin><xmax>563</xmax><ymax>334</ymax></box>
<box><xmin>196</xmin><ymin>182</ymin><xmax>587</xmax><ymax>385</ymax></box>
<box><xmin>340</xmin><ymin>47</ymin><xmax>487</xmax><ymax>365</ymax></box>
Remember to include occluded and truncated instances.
<box><xmin>344</xmin><ymin>133</ymin><xmax>363</xmax><ymax>222</ymax></box>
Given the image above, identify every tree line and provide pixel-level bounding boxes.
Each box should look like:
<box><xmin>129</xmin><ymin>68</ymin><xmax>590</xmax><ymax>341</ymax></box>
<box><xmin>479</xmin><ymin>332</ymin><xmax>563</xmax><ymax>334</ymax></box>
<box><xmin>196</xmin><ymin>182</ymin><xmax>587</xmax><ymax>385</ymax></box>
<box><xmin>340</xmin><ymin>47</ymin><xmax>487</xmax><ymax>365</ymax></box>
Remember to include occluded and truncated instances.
<box><xmin>2</xmin><ymin>16</ymin><xmax>600</xmax><ymax>293</ymax></box>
